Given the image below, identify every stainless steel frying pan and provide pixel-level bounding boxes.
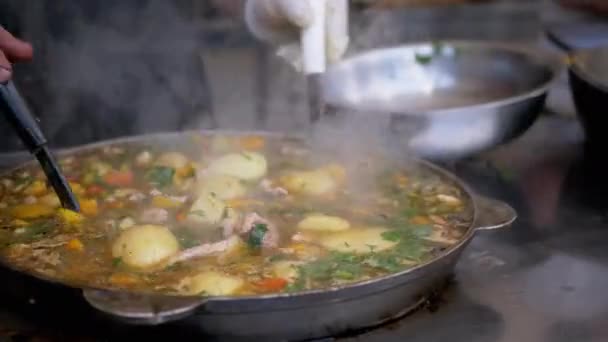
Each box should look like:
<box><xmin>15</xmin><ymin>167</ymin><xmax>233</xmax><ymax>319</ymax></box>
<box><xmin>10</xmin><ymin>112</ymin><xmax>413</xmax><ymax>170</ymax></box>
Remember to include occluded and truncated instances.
<box><xmin>321</xmin><ymin>41</ymin><xmax>565</xmax><ymax>160</ymax></box>
<box><xmin>0</xmin><ymin>130</ymin><xmax>516</xmax><ymax>340</ymax></box>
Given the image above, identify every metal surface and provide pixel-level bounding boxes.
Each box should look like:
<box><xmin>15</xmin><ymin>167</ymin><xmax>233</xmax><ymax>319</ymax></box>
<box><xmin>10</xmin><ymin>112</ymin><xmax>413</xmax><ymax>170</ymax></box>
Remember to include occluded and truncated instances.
<box><xmin>321</xmin><ymin>41</ymin><xmax>564</xmax><ymax>159</ymax></box>
<box><xmin>0</xmin><ymin>130</ymin><xmax>515</xmax><ymax>340</ymax></box>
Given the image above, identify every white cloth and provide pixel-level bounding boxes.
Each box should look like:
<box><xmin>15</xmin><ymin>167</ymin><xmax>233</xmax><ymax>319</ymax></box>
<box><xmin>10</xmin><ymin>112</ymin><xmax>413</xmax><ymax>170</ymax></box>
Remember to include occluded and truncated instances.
<box><xmin>245</xmin><ymin>0</ymin><xmax>349</xmax><ymax>70</ymax></box>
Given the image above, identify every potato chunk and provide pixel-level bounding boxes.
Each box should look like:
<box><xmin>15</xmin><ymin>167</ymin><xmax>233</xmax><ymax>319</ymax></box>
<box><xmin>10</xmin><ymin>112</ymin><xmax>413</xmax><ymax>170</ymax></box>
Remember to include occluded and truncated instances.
<box><xmin>280</xmin><ymin>170</ymin><xmax>336</xmax><ymax>196</ymax></box>
<box><xmin>111</xmin><ymin>225</ymin><xmax>179</xmax><ymax>268</ymax></box>
<box><xmin>155</xmin><ymin>152</ymin><xmax>189</xmax><ymax>169</ymax></box>
<box><xmin>185</xmin><ymin>271</ymin><xmax>244</xmax><ymax>296</ymax></box>
<box><xmin>187</xmin><ymin>193</ymin><xmax>226</xmax><ymax>225</ymax></box>
<box><xmin>320</xmin><ymin>228</ymin><xmax>397</xmax><ymax>254</ymax></box>
<box><xmin>196</xmin><ymin>175</ymin><xmax>246</xmax><ymax>200</ymax></box>
<box><xmin>207</xmin><ymin>152</ymin><xmax>267</xmax><ymax>181</ymax></box>
<box><xmin>297</xmin><ymin>214</ymin><xmax>350</xmax><ymax>232</ymax></box>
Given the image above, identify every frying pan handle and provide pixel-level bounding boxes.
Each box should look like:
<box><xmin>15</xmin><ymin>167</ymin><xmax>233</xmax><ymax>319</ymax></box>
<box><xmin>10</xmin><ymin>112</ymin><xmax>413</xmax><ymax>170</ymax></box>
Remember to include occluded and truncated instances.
<box><xmin>472</xmin><ymin>195</ymin><xmax>517</xmax><ymax>231</ymax></box>
<box><xmin>82</xmin><ymin>289</ymin><xmax>206</xmax><ymax>325</ymax></box>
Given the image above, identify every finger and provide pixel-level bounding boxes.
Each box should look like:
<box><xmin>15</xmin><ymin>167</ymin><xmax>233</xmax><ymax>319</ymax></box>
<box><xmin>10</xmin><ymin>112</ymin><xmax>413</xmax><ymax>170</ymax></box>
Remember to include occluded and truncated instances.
<box><xmin>245</xmin><ymin>0</ymin><xmax>300</xmax><ymax>44</ymax></box>
<box><xmin>0</xmin><ymin>51</ymin><xmax>13</xmax><ymax>82</ymax></box>
<box><xmin>0</xmin><ymin>28</ymin><xmax>33</xmax><ymax>62</ymax></box>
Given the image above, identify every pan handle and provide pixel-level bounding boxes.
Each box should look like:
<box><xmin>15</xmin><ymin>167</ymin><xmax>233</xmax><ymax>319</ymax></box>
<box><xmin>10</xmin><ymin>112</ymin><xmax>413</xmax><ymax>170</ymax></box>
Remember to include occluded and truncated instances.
<box><xmin>82</xmin><ymin>288</ymin><xmax>206</xmax><ymax>325</ymax></box>
<box><xmin>472</xmin><ymin>195</ymin><xmax>517</xmax><ymax>231</ymax></box>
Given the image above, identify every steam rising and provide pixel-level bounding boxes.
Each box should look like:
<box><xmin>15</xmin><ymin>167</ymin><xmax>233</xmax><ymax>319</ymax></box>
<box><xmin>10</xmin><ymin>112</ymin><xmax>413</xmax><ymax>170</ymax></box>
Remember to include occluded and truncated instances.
<box><xmin>3</xmin><ymin>1</ymin><xmax>394</xmax><ymax>161</ymax></box>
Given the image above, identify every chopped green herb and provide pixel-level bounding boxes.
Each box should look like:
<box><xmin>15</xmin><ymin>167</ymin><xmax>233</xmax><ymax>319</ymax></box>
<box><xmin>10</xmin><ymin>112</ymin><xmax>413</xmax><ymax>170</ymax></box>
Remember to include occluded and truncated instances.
<box><xmin>247</xmin><ymin>223</ymin><xmax>268</xmax><ymax>249</ymax></box>
<box><xmin>176</xmin><ymin>231</ymin><xmax>201</xmax><ymax>249</ymax></box>
<box><xmin>146</xmin><ymin>166</ymin><xmax>175</xmax><ymax>188</ymax></box>
<box><xmin>415</xmin><ymin>53</ymin><xmax>433</xmax><ymax>65</ymax></box>
<box><xmin>381</xmin><ymin>230</ymin><xmax>401</xmax><ymax>242</ymax></box>
<box><xmin>112</xmin><ymin>257</ymin><xmax>123</xmax><ymax>267</ymax></box>
<box><xmin>13</xmin><ymin>222</ymin><xmax>54</xmax><ymax>243</ymax></box>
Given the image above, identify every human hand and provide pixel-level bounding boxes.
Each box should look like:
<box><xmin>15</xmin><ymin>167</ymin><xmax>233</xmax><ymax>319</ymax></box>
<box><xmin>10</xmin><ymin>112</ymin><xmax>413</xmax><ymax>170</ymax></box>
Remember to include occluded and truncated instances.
<box><xmin>245</xmin><ymin>0</ymin><xmax>349</xmax><ymax>70</ymax></box>
<box><xmin>0</xmin><ymin>27</ymin><xmax>33</xmax><ymax>82</ymax></box>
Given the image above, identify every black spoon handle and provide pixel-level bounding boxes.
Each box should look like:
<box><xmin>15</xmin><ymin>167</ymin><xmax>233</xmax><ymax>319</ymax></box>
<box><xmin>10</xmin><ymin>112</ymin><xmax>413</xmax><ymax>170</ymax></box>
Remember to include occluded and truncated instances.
<box><xmin>0</xmin><ymin>81</ymin><xmax>79</xmax><ymax>211</ymax></box>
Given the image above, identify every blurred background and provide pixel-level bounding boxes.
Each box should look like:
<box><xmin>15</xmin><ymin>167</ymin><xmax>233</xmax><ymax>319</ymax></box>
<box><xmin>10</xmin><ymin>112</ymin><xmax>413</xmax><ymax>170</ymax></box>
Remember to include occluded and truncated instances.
<box><xmin>0</xmin><ymin>0</ymin><xmax>603</xmax><ymax>152</ymax></box>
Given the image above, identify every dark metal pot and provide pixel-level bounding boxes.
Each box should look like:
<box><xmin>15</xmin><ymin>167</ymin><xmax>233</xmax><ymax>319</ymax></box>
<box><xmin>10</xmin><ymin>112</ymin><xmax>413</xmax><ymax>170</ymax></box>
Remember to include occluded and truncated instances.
<box><xmin>546</xmin><ymin>28</ymin><xmax>608</xmax><ymax>144</ymax></box>
<box><xmin>0</xmin><ymin>131</ymin><xmax>516</xmax><ymax>341</ymax></box>
<box><xmin>567</xmin><ymin>47</ymin><xmax>608</xmax><ymax>144</ymax></box>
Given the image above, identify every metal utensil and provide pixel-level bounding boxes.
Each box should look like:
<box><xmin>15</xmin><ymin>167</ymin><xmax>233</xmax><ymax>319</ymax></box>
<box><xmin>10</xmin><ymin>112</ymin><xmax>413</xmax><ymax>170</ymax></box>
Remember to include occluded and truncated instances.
<box><xmin>320</xmin><ymin>41</ymin><xmax>565</xmax><ymax>160</ymax></box>
<box><xmin>0</xmin><ymin>130</ymin><xmax>516</xmax><ymax>340</ymax></box>
<box><xmin>301</xmin><ymin>0</ymin><xmax>328</xmax><ymax>123</ymax></box>
<box><xmin>0</xmin><ymin>81</ymin><xmax>79</xmax><ymax>211</ymax></box>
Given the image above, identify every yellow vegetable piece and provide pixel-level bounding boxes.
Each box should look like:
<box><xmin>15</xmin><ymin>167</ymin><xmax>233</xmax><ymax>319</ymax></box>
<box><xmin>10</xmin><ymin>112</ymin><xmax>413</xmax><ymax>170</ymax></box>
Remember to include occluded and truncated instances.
<box><xmin>280</xmin><ymin>170</ymin><xmax>336</xmax><ymax>196</ymax></box>
<box><xmin>10</xmin><ymin>219</ymin><xmax>28</xmax><ymax>227</ymax></box>
<box><xmin>272</xmin><ymin>261</ymin><xmax>303</xmax><ymax>281</ymax></box>
<box><xmin>66</xmin><ymin>238</ymin><xmax>84</xmax><ymax>252</ymax></box>
<box><xmin>320</xmin><ymin>228</ymin><xmax>397</xmax><ymax>254</ymax></box>
<box><xmin>80</xmin><ymin>199</ymin><xmax>99</xmax><ymax>216</ymax></box>
<box><xmin>155</xmin><ymin>152</ymin><xmax>189</xmax><ymax>169</ymax></box>
<box><xmin>10</xmin><ymin>204</ymin><xmax>54</xmax><ymax>219</ymax></box>
<box><xmin>38</xmin><ymin>193</ymin><xmax>61</xmax><ymax>208</ymax></box>
<box><xmin>225</xmin><ymin>198</ymin><xmax>263</xmax><ymax>209</ymax></box>
<box><xmin>68</xmin><ymin>182</ymin><xmax>85</xmax><ymax>195</ymax></box>
<box><xmin>410</xmin><ymin>216</ymin><xmax>431</xmax><ymax>225</ymax></box>
<box><xmin>23</xmin><ymin>180</ymin><xmax>47</xmax><ymax>196</ymax></box>
<box><xmin>297</xmin><ymin>214</ymin><xmax>351</xmax><ymax>232</ymax></box>
<box><xmin>57</xmin><ymin>208</ymin><xmax>85</xmax><ymax>225</ymax></box>
<box><xmin>152</xmin><ymin>196</ymin><xmax>182</xmax><ymax>209</ymax></box>
<box><xmin>175</xmin><ymin>164</ymin><xmax>195</xmax><ymax>178</ymax></box>
<box><xmin>183</xmin><ymin>271</ymin><xmax>244</xmax><ymax>296</ymax></box>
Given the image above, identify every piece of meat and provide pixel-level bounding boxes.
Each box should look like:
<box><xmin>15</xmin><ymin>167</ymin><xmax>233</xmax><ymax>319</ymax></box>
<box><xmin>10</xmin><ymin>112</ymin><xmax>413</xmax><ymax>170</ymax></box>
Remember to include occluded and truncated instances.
<box><xmin>167</xmin><ymin>236</ymin><xmax>240</xmax><ymax>265</ymax></box>
<box><xmin>240</xmin><ymin>212</ymin><xmax>279</xmax><ymax>249</ymax></box>
<box><xmin>139</xmin><ymin>208</ymin><xmax>168</xmax><ymax>224</ymax></box>
<box><xmin>259</xmin><ymin>179</ymin><xmax>288</xmax><ymax>196</ymax></box>
<box><xmin>221</xmin><ymin>209</ymin><xmax>240</xmax><ymax>238</ymax></box>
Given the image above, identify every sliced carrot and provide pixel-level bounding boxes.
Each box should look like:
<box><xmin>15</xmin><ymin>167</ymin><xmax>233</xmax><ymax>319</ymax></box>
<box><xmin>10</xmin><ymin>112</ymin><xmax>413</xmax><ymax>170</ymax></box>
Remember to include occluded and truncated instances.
<box><xmin>66</xmin><ymin>238</ymin><xmax>84</xmax><ymax>252</ymax></box>
<box><xmin>103</xmin><ymin>170</ymin><xmax>134</xmax><ymax>187</ymax></box>
<box><xmin>86</xmin><ymin>185</ymin><xmax>105</xmax><ymax>196</ymax></box>
<box><xmin>255</xmin><ymin>277</ymin><xmax>288</xmax><ymax>291</ymax></box>
<box><xmin>176</xmin><ymin>211</ymin><xmax>187</xmax><ymax>222</ymax></box>
<box><xmin>109</xmin><ymin>273</ymin><xmax>139</xmax><ymax>286</ymax></box>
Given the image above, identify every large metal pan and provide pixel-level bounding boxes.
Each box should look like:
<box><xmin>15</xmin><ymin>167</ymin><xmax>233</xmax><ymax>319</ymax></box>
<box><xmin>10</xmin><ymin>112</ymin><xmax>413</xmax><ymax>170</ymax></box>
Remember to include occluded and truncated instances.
<box><xmin>0</xmin><ymin>131</ymin><xmax>516</xmax><ymax>340</ymax></box>
<box><xmin>321</xmin><ymin>41</ymin><xmax>564</xmax><ymax>160</ymax></box>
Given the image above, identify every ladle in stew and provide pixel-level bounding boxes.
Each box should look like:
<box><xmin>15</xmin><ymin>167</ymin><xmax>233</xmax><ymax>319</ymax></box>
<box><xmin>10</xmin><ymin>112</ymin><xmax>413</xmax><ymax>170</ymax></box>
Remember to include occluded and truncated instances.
<box><xmin>0</xmin><ymin>80</ymin><xmax>79</xmax><ymax>211</ymax></box>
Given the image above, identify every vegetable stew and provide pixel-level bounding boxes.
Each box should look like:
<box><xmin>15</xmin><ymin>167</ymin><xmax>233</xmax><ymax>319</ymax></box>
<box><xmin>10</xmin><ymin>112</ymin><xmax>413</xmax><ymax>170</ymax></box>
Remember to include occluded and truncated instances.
<box><xmin>0</xmin><ymin>133</ymin><xmax>472</xmax><ymax>297</ymax></box>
